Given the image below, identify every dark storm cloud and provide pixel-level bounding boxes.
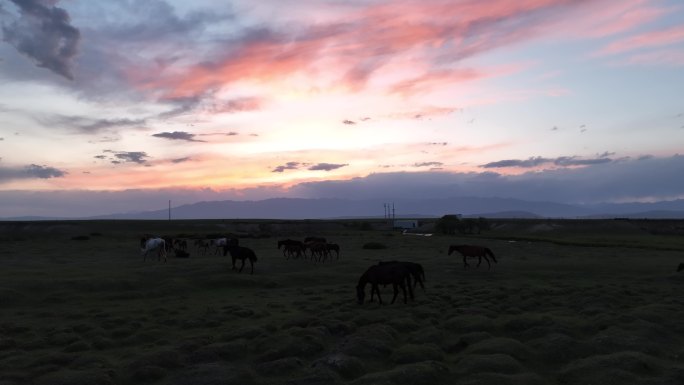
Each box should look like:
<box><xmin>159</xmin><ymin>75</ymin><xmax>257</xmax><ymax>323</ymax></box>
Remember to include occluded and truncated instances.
<box><xmin>481</xmin><ymin>155</ymin><xmax>614</xmax><ymax>169</ymax></box>
<box><xmin>0</xmin><ymin>163</ymin><xmax>66</xmax><ymax>182</ymax></box>
<box><xmin>1</xmin><ymin>0</ymin><xmax>80</xmax><ymax>80</ymax></box>
<box><xmin>308</xmin><ymin>163</ymin><xmax>348</xmax><ymax>171</ymax></box>
<box><xmin>272</xmin><ymin>162</ymin><xmax>300</xmax><ymax>173</ymax></box>
<box><xmin>152</xmin><ymin>131</ymin><xmax>205</xmax><ymax>142</ymax></box>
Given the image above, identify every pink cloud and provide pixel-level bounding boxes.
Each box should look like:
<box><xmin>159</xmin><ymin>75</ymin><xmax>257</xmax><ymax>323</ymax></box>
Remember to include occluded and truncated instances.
<box><xmin>599</xmin><ymin>25</ymin><xmax>684</xmax><ymax>55</ymax></box>
<box><xmin>125</xmin><ymin>0</ymin><xmax>675</xmax><ymax>105</ymax></box>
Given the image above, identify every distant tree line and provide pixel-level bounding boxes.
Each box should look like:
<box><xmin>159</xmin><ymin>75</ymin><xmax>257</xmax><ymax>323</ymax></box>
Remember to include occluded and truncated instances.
<box><xmin>434</xmin><ymin>215</ymin><xmax>490</xmax><ymax>235</ymax></box>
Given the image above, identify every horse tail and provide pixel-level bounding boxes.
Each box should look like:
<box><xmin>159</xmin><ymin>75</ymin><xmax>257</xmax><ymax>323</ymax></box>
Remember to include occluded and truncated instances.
<box><xmin>485</xmin><ymin>248</ymin><xmax>497</xmax><ymax>263</ymax></box>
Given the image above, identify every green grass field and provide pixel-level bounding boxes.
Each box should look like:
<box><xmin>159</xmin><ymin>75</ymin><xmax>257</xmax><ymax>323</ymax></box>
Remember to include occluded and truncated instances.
<box><xmin>1</xmin><ymin>219</ymin><xmax>684</xmax><ymax>384</ymax></box>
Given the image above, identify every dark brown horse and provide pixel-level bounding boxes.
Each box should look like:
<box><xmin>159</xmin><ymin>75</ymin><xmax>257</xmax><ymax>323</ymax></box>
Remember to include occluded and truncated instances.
<box><xmin>326</xmin><ymin>243</ymin><xmax>340</xmax><ymax>260</ymax></box>
<box><xmin>278</xmin><ymin>239</ymin><xmax>305</xmax><ymax>259</ymax></box>
<box><xmin>356</xmin><ymin>263</ymin><xmax>414</xmax><ymax>305</ymax></box>
<box><xmin>223</xmin><ymin>238</ymin><xmax>257</xmax><ymax>274</ymax></box>
<box><xmin>448</xmin><ymin>244</ymin><xmax>498</xmax><ymax>270</ymax></box>
<box><xmin>677</xmin><ymin>263</ymin><xmax>684</xmax><ymax>272</ymax></box>
<box><xmin>379</xmin><ymin>261</ymin><xmax>426</xmax><ymax>291</ymax></box>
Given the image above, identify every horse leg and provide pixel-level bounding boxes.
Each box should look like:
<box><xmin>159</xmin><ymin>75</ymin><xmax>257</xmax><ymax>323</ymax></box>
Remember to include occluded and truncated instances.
<box><xmin>485</xmin><ymin>256</ymin><xmax>491</xmax><ymax>270</ymax></box>
<box><xmin>232</xmin><ymin>255</ymin><xmax>237</xmax><ymax>271</ymax></box>
<box><xmin>407</xmin><ymin>276</ymin><xmax>414</xmax><ymax>301</ymax></box>
<box><xmin>477</xmin><ymin>256</ymin><xmax>482</xmax><ymax>268</ymax></box>
<box><xmin>239</xmin><ymin>258</ymin><xmax>245</xmax><ymax>273</ymax></box>
<box><xmin>391</xmin><ymin>283</ymin><xmax>400</xmax><ymax>304</ymax></box>
<box><xmin>374</xmin><ymin>284</ymin><xmax>383</xmax><ymax>304</ymax></box>
<box><xmin>463</xmin><ymin>255</ymin><xmax>469</xmax><ymax>269</ymax></box>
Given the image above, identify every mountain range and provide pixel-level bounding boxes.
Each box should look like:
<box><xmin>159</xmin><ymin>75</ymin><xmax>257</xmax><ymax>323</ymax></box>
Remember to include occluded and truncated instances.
<box><xmin>4</xmin><ymin>197</ymin><xmax>683</xmax><ymax>220</ymax></box>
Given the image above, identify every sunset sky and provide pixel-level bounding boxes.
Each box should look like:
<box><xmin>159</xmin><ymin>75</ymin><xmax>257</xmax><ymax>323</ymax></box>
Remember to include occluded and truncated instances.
<box><xmin>1</xmin><ymin>0</ymin><xmax>683</xmax><ymax>217</ymax></box>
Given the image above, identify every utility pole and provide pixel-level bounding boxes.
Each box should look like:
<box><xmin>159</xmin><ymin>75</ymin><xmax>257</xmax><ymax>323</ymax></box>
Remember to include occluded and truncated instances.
<box><xmin>392</xmin><ymin>202</ymin><xmax>395</xmax><ymax>220</ymax></box>
<box><xmin>168</xmin><ymin>200</ymin><xmax>171</xmax><ymax>221</ymax></box>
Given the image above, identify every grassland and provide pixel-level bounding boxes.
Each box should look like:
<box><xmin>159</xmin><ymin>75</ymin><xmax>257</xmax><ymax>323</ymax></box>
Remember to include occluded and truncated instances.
<box><xmin>1</xmin><ymin>218</ymin><xmax>684</xmax><ymax>384</ymax></box>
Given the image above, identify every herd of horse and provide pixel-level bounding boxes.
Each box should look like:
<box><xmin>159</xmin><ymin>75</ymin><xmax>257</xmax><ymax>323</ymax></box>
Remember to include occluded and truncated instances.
<box><xmin>139</xmin><ymin>235</ymin><xmax>498</xmax><ymax>303</ymax></box>
<box><xmin>277</xmin><ymin>237</ymin><xmax>340</xmax><ymax>263</ymax></box>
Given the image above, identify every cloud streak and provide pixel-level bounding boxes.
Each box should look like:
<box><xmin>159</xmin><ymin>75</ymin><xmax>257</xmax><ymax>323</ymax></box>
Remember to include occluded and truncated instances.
<box><xmin>481</xmin><ymin>155</ymin><xmax>614</xmax><ymax>169</ymax></box>
<box><xmin>152</xmin><ymin>131</ymin><xmax>205</xmax><ymax>142</ymax></box>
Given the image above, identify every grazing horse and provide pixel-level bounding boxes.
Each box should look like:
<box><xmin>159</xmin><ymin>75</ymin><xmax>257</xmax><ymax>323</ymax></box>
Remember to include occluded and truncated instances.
<box><xmin>448</xmin><ymin>245</ymin><xmax>498</xmax><ymax>269</ymax></box>
<box><xmin>140</xmin><ymin>237</ymin><xmax>167</xmax><ymax>262</ymax></box>
<box><xmin>379</xmin><ymin>261</ymin><xmax>426</xmax><ymax>291</ymax></box>
<box><xmin>356</xmin><ymin>263</ymin><xmax>414</xmax><ymax>305</ymax></box>
<box><xmin>223</xmin><ymin>238</ymin><xmax>257</xmax><ymax>274</ymax></box>
<box><xmin>278</xmin><ymin>239</ymin><xmax>305</xmax><ymax>259</ymax></box>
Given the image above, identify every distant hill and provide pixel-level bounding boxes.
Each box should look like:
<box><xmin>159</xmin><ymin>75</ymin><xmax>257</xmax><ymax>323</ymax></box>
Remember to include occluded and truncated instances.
<box><xmin>3</xmin><ymin>197</ymin><xmax>684</xmax><ymax>221</ymax></box>
<box><xmin>465</xmin><ymin>211</ymin><xmax>542</xmax><ymax>219</ymax></box>
<box><xmin>83</xmin><ymin>197</ymin><xmax>588</xmax><ymax>220</ymax></box>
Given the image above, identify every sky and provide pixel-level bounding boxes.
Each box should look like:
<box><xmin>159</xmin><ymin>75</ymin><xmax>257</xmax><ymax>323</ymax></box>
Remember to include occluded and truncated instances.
<box><xmin>0</xmin><ymin>0</ymin><xmax>683</xmax><ymax>217</ymax></box>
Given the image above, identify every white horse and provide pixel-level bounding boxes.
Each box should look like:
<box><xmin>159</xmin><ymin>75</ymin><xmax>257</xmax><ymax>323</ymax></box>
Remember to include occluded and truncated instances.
<box><xmin>210</xmin><ymin>238</ymin><xmax>227</xmax><ymax>255</ymax></box>
<box><xmin>141</xmin><ymin>237</ymin><xmax>167</xmax><ymax>262</ymax></box>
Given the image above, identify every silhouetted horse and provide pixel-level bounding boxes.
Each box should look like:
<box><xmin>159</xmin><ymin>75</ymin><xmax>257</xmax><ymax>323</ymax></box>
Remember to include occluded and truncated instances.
<box><xmin>326</xmin><ymin>243</ymin><xmax>340</xmax><ymax>260</ymax></box>
<box><xmin>356</xmin><ymin>263</ymin><xmax>414</xmax><ymax>305</ymax></box>
<box><xmin>678</xmin><ymin>263</ymin><xmax>684</xmax><ymax>272</ymax></box>
<box><xmin>306</xmin><ymin>241</ymin><xmax>329</xmax><ymax>262</ymax></box>
<box><xmin>379</xmin><ymin>261</ymin><xmax>426</xmax><ymax>291</ymax></box>
<box><xmin>448</xmin><ymin>245</ymin><xmax>498</xmax><ymax>269</ymax></box>
<box><xmin>278</xmin><ymin>239</ymin><xmax>305</xmax><ymax>259</ymax></box>
<box><xmin>223</xmin><ymin>238</ymin><xmax>257</xmax><ymax>274</ymax></box>
<box><xmin>174</xmin><ymin>239</ymin><xmax>188</xmax><ymax>251</ymax></box>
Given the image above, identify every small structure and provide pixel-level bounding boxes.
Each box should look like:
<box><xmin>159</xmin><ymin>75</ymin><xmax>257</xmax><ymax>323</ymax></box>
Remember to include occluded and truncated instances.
<box><xmin>393</xmin><ymin>219</ymin><xmax>419</xmax><ymax>230</ymax></box>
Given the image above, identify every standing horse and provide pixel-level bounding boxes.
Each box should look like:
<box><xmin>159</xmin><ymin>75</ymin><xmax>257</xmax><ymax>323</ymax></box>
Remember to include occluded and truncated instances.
<box><xmin>356</xmin><ymin>263</ymin><xmax>414</xmax><ymax>305</ymax></box>
<box><xmin>140</xmin><ymin>237</ymin><xmax>167</xmax><ymax>262</ymax></box>
<box><xmin>448</xmin><ymin>245</ymin><xmax>497</xmax><ymax>269</ymax></box>
<box><xmin>223</xmin><ymin>238</ymin><xmax>257</xmax><ymax>274</ymax></box>
<box><xmin>211</xmin><ymin>238</ymin><xmax>228</xmax><ymax>255</ymax></box>
<box><xmin>194</xmin><ymin>239</ymin><xmax>210</xmax><ymax>255</ymax></box>
<box><xmin>326</xmin><ymin>243</ymin><xmax>340</xmax><ymax>260</ymax></box>
<box><xmin>278</xmin><ymin>239</ymin><xmax>305</xmax><ymax>259</ymax></box>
